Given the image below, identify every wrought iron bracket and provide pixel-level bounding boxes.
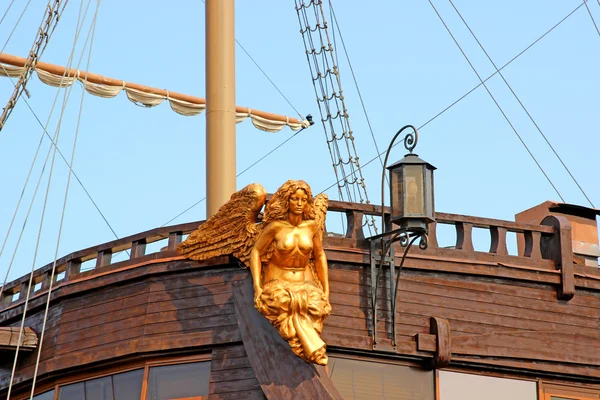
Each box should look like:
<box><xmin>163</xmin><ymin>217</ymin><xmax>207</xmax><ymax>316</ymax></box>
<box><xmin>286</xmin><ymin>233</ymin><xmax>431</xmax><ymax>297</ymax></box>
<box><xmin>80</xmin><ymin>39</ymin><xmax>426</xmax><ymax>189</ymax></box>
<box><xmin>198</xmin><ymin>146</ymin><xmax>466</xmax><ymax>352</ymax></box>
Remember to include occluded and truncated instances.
<box><xmin>369</xmin><ymin>238</ymin><xmax>396</xmax><ymax>350</ymax></box>
<box><xmin>368</xmin><ymin>230</ymin><xmax>428</xmax><ymax>351</ymax></box>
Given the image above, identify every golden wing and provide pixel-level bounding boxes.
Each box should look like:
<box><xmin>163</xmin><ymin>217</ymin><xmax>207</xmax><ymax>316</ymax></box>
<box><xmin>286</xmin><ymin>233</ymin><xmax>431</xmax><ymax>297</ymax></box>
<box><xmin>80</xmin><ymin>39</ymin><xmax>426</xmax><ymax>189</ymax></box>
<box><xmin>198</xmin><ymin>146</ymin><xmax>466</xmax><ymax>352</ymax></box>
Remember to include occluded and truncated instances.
<box><xmin>177</xmin><ymin>183</ymin><xmax>267</xmax><ymax>267</ymax></box>
<box><xmin>313</xmin><ymin>193</ymin><xmax>328</xmax><ymax>241</ymax></box>
<box><xmin>309</xmin><ymin>193</ymin><xmax>328</xmax><ymax>288</ymax></box>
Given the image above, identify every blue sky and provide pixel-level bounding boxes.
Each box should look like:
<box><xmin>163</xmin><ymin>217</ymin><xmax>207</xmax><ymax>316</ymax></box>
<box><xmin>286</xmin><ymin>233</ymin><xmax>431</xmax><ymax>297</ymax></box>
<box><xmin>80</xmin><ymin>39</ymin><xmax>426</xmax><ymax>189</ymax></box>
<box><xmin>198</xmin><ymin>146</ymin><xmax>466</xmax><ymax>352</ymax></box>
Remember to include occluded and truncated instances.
<box><xmin>1</xmin><ymin>0</ymin><xmax>599</xmax><ymax>282</ymax></box>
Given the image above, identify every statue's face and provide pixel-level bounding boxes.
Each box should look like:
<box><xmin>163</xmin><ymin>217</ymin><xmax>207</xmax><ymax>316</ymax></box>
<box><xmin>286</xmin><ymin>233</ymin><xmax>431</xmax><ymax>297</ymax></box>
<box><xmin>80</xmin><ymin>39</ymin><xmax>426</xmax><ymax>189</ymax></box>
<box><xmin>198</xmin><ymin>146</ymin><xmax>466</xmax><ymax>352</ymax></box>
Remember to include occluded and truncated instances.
<box><xmin>289</xmin><ymin>189</ymin><xmax>309</xmax><ymax>216</ymax></box>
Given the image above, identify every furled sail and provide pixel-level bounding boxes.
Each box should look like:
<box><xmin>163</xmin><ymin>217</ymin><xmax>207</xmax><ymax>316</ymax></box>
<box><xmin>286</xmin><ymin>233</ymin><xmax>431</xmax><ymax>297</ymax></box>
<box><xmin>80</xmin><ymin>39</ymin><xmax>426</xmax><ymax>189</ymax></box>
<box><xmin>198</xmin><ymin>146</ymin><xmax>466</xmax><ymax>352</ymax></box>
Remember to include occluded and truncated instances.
<box><xmin>0</xmin><ymin>53</ymin><xmax>310</xmax><ymax>133</ymax></box>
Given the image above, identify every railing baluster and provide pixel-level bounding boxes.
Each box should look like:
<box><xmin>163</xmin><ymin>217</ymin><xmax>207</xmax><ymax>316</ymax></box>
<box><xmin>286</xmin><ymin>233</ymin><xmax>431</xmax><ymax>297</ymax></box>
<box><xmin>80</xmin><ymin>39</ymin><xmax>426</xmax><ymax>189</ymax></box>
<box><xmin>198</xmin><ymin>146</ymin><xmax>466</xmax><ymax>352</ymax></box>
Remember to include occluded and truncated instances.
<box><xmin>65</xmin><ymin>260</ymin><xmax>81</xmax><ymax>280</ymax></box>
<box><xmin>455</xmin><ymin>222</ymin><xmax>474</xmax><ymax>252</ymax></box>
<box><xmin>131</xmin><ymin>239</ymin><xmax>147</xmax><ymax>259</ymax></box>
<box><xmin>41</xmin><ymin>271</ymin><xmax>53</xmax><ymax>290</ymax></box>
<box><xmin>96</xmin><ymin>249</ymin><xmax>112</xmax><ymax>268</ymax></box>
<box><xmin>427</xmin><ymin>222</ymin><xmax>439</xmax><ymax>249</ymax></box>
<box><xmin>524</xmin><ymin>231</ymin><xmax>543</xmax><ymax>259</ymax></box>
<box><xmin>168</xmin><ymin>231</ymin><xmax>183</xmax><ymax>250</ymax></box>
<box><xmin>345</xmin><ymin>210</ymin><xmax>365</xmax><ymax>240</ymax></box>
<box><xmin>489</xmin><ymin>226</ymin><xmax>508</xmax><ymax>255</ymax></box>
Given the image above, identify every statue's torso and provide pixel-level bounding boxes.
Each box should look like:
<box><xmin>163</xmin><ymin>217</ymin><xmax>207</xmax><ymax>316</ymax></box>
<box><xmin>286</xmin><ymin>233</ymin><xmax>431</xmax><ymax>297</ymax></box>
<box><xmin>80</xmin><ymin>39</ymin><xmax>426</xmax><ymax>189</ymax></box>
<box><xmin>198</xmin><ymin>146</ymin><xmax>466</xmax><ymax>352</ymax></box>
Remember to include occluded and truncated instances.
<box><xmin>264</xmin><ymin>221</ymin><xmax>315</xmax><ymax>284</ymax></box>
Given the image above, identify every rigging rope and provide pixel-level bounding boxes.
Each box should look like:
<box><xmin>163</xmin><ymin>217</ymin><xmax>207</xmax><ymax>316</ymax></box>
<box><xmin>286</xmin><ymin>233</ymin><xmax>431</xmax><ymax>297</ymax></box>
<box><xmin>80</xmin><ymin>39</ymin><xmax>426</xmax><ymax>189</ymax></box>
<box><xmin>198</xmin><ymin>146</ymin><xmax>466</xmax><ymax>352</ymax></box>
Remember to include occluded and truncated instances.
<box><xmin>583</xmin><ymin>0</ymin><xmax>600</xmax><ymax>38</ymax></box>
<box><xmin>448</xmin><ymin>0</ymin><xmax>595</xmax><ymax>207</ymax></box>
<box><xmin>327</xmin><ymin>1</ymin><xmax>386</xmax><ymax>176</ymax></box>
<box><xmin>0</xmin><ymin>0</ymin><xmax>68</xmax><ymax>131</ymax></box>
<box><xmin>318</xmin><ymin>2</ymin><xmax>586</xmax><ymax>196</ymax></box>
<box><xmin>198</xmin><ymin>0</ymin><xmax>304</xmax><ymax>120</ymax></box>
<box><xmin>0</xmin><ymin>0</ymin><xmax>17</xmax><ymax>27</ymax></box>
<box><xmin>295</xmin><ymin>0</ymin><xmax>377</xmax><ymax>235</ymax></box>
<box><xmin>5</xmin><ymin>1</ymin><xmax>98</xmax><ymax>396</ymax></box>
<box><xmin>0</xmin><ymin>0</ymin><xmax>100</xmax><ymax>297</ymax></box>
<box><xmin>428</xmin><ymin>0</ymin><xmax>565</xmax><ymax>202</ymax></box>
<box><xmin>30</xmin><ymin>2</ymin><xmax>101</xmax><ymax>396</ymax></box>
<box><xmin>0</xmin><ymin>0</ymin><xmax>33</xmax><ymax>55</ymax></box>
<box><xmin>161</xmin><ymin>127</ymin><xmax>308</xmax><ymax>227</ymax></box>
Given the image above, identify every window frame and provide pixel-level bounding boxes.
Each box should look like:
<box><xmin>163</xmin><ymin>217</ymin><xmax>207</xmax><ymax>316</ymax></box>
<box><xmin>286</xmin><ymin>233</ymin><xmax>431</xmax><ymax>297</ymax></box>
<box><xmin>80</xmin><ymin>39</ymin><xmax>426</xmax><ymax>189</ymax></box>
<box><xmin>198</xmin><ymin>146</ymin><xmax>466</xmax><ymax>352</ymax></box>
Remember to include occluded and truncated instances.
<box><xmin>539</xmin><ymin>382</ymin><xmax>600</xmax><ymax>400</ymax></box>
<box><xmin>17</xmin><ymin>353</ymin><xmax>211</xmax><ymax>400</ymax></box>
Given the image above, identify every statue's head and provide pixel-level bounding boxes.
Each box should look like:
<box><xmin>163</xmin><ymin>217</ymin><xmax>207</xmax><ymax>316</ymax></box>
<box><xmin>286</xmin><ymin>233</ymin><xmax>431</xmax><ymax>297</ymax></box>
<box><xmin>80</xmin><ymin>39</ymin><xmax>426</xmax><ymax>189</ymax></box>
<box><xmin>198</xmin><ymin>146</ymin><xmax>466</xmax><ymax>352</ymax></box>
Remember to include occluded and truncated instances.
<box><xmin>264</xmin><ymin>180</ymin><xmax>316</xmax><ymax>223</ymax></box>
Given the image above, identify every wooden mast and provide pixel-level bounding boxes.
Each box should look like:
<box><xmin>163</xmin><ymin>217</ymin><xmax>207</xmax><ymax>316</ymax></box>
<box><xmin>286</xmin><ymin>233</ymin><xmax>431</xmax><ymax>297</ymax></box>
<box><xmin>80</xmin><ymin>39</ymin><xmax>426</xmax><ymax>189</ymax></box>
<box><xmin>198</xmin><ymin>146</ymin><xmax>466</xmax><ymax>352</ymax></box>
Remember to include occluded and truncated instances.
<box><xmin>205</xmin><ymin>0</ymin><xmax>236</xmax><ymax>217</ymax></box>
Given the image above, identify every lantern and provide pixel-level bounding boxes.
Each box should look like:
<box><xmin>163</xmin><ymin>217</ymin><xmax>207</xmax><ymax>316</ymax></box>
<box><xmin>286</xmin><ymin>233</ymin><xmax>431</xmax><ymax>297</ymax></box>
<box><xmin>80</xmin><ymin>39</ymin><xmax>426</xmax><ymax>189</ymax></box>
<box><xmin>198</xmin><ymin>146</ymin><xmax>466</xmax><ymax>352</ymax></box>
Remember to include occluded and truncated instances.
<box><xmin>387</xmin><ymin>153</ymin><xmax>436</xmax><ymax>233</ymax></box>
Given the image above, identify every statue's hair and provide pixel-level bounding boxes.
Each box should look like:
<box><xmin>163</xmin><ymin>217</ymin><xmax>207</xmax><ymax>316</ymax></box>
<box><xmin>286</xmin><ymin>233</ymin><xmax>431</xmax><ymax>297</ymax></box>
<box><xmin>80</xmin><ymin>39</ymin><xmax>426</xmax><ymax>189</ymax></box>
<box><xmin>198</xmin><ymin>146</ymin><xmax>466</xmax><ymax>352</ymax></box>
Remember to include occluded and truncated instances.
<box><xmin>264</xmin><ymin>180</ymin><xmax>316</xmax><ymax>223</ymax></box>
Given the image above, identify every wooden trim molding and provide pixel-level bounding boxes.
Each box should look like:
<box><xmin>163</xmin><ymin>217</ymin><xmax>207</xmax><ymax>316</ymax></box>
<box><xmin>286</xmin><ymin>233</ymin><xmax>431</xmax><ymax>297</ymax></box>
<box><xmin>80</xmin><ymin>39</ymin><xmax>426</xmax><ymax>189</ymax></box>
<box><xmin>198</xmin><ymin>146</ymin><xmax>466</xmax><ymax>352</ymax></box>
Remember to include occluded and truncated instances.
<box><xmin>0</xmin><ymin>327</ymin><xmax>37</xmax><ymax>351</ymax></box>
<box><xmin>539</xmin><ymin>381</ymin><xmax>600</xmax><ymax>399</ymax></box>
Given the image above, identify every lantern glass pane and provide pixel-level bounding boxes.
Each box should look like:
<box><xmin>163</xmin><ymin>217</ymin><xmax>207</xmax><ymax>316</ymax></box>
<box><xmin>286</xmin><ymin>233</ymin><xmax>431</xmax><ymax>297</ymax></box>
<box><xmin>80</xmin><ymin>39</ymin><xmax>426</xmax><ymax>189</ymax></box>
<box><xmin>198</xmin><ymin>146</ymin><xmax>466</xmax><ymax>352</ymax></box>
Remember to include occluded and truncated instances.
<box><xmin>391</xmin><ymin>169</ymin><xmax>403</xmax><ymax>219</ymax></box>
<box><xmin>425</xmin><ymin>168</ymin><xmax>434</xmax><ymax>219</ymax></box>
<box><xmin>403</xmin><ymin>165</ymin><xmax>425</xmax><ymax>216</ymax></box>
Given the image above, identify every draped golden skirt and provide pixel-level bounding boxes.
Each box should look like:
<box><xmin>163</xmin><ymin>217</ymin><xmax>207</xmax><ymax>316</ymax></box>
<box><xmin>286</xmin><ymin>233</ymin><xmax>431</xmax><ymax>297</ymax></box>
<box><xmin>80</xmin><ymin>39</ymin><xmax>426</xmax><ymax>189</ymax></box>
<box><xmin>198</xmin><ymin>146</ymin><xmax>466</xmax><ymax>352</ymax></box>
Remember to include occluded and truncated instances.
<box><xmin>255</xmin><ymin>279</ymin><xmax>332</xmax><ymax>365</ymax></box>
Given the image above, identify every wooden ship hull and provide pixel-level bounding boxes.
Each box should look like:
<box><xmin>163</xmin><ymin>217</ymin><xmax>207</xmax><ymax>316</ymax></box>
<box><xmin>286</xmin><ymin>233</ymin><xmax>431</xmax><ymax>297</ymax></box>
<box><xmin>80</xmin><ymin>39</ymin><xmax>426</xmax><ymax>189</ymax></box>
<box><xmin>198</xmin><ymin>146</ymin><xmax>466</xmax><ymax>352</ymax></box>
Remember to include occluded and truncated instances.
<box><xmin>1</xmin><ymin>200</ymin><xmax>599</xmax><ymax>399</ymax></box>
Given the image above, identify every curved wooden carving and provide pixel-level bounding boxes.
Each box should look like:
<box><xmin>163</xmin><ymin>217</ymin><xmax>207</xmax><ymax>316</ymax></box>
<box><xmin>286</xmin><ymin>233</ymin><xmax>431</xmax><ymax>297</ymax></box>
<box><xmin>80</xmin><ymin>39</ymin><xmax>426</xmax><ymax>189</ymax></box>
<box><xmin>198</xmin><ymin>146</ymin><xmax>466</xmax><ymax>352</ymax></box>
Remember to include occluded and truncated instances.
<box><xmin>430</xmin><ymin>317</ymin><xmax>451</xmax><ymax>368</ymax></box>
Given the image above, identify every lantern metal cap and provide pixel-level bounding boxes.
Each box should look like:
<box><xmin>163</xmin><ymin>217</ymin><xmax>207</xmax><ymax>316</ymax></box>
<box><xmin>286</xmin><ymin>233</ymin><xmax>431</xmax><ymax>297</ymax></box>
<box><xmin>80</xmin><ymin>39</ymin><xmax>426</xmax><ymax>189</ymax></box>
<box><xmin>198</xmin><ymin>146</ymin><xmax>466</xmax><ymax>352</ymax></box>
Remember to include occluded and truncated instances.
<box><xmin>387</xmin><ymin>153</ymin><xmax>437</xmax><ymax>170</ymax></box>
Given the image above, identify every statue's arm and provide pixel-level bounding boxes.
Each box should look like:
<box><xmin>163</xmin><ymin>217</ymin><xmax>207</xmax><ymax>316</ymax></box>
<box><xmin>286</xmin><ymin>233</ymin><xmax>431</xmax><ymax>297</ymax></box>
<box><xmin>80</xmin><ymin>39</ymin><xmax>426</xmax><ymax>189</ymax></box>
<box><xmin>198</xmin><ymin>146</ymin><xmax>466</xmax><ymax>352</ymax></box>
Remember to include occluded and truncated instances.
<box><xmin>250</xmin><ymin>223</ymin><xmax>277</xmax><ymax>299</ymax></box>
<box><xmin>313</xmin><ymin>225</ymin><xmax>329</xmax><ymax>300</ymax></box>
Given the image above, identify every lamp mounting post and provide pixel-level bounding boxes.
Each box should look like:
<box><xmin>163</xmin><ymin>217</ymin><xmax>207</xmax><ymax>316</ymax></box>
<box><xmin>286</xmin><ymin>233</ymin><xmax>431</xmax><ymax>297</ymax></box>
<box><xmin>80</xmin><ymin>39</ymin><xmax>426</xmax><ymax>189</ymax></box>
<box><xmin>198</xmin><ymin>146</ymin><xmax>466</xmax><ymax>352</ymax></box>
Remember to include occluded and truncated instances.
<box><xmin>367</xmin><ymin>124</ymin><xmax>436</xmax><ymax>350</ymax></box>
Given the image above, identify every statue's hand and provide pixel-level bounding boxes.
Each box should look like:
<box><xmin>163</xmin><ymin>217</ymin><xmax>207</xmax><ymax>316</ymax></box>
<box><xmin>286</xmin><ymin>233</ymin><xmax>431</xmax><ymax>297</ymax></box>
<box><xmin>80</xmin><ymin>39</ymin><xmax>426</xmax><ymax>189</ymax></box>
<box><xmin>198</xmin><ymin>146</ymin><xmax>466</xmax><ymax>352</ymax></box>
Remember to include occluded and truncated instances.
<box><xmin>253</xmin><ymin>286</ymin><xmax>263</xmax><ymax>307</ymax></box>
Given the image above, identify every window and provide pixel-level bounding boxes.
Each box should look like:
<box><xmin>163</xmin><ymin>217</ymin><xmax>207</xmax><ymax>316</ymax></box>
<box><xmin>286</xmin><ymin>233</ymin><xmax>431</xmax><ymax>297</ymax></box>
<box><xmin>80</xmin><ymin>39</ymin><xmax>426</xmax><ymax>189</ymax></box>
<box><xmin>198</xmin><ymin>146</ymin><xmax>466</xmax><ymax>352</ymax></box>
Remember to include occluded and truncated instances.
<box><xmin>328</xmin><ymin>356</ymin><xmax>434</xmax><ymax>400</ymax></box>
<box><xmin>25</xmin><ymin>358</ymin><xmax>212</xmax><ymax>400</ymax></box>
<box><xmin>438</xmin><ymin>370</ymin><xmax>536</xmax><ymax>400</ymax></box>
<box><xmin>59</xmin><ymin>369</ymin><xmax>144</xmax><ymax>400</ymax></box>
<box><xmin>539</xmin><ymin>382</ymin><xmax>600</xmax><ymax>400</ymax></box>
<box><xmin>145</xmin><ymin>362</ymin><xmax>211</xmax><ymax>400</ymax></box>
<box><xmin>33</xmin><ymin>390</ymin><xmax>55</xmax><ymax>400</ymax></box>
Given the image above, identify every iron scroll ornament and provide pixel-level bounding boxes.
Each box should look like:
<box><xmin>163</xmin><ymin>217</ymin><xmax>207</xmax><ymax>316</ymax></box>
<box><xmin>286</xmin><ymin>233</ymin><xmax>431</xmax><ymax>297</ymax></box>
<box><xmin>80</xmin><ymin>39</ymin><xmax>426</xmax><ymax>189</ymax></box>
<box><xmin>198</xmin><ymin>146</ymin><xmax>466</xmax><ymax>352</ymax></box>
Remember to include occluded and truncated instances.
<box><xmin>371</xmin><ymin>124</ymin><xmax>429</xmax><ymax>347</ymax></box>
<box><xmin>380</xmin><ymin>124</ymin><xmax>420</xmax><ymax>236</ymax></box>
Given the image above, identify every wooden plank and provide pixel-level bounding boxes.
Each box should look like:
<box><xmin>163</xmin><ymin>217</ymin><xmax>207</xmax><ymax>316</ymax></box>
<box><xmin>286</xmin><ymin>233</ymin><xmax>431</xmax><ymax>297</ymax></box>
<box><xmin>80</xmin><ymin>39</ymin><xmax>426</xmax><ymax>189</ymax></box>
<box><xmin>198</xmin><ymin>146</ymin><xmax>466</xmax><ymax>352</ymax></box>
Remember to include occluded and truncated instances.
<box><xmin>208</xmin><ymin>379</ymin><xmax>261</xmax><ymax>395</ymax></box>
<box><xmin>144</xmin><ymin>314</ymin><xmax>238</xmax><ymax>335</ymax></box>
<box><xmin>210</xmin><ymin>367</ymin><xmax>257</xmax><ymax>382</ymax></box>
<box><xmin>232</xmin><ymin>277</ymin><xmax>344</xmax><ymax>400</ymax></box>
<box><xmin>397</xmin><ymin>299</ymin><xmax>600</xmax><ymax>338</ymax></box>
<box><xmin>208</xmin><ymin>390</ymin><xmax>265</xmax><ymax>400</ymax></box>
<box><xmin>398</xmin><ymin>278</ymin><xmax>600</xmax><ymax>323</ymax></box>
<box><xmin>399</xmin><ymin>273</ymin><xmax>600</xmax><ymax>311</ymax></box>
<box><xmin>451</xmin><ymin>331</ymin><xmax>600</xmax><ymax>366</ymax></box>
<box><xmin>0</xmin><ymin>327</ymin><xmax>38</xmax><ymax>351</ymax></box>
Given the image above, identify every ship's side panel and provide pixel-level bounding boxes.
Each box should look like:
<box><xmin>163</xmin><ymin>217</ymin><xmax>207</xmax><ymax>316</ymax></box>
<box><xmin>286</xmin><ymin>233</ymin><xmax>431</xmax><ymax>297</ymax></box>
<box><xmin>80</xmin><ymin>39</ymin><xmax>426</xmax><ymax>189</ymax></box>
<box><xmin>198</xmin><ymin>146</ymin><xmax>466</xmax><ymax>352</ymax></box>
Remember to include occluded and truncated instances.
<box><xmin>209</xmin><ymin>345</ymin><xmax>264</xmax><ymax>399</ymax></box>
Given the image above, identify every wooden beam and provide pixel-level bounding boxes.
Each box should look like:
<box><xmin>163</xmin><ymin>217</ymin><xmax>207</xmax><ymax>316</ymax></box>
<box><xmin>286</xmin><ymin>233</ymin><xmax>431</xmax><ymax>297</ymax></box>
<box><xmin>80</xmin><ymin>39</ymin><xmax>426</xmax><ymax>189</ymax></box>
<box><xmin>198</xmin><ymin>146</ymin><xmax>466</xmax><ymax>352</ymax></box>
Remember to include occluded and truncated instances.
<box><xmin>0</xmin><ymin>327</ymin><xmax>38</xmax><ymax>351</ymax></box>
<box><xmin>541</xmin><ymin>215</ymin><xmax>575</xmax><ymax>300</ymax></box>
<box><xmin>232</xmin><ymin>277</ymin><xmax>344</xmax><ymax>400</ymax></box>
<box><xmin>0</xmin><ymin>53</ymin><xmax>305</xmax><ymax>126</ymax></box>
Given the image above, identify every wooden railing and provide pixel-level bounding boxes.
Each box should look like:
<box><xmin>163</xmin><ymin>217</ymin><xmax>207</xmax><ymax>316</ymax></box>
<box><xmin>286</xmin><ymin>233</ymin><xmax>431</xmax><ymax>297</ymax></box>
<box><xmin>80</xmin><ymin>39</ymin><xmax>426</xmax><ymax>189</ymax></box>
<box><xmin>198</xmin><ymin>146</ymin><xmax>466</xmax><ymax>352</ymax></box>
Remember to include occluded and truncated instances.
<box><xmin>0</xmin><ymin>199</ymin><xmax>572</xmax><ymax>309</ymax></box>
<box><xmin>326</xmin><ymin>200</ymin><xmax>555</xmax><ymax>257</ymax></box>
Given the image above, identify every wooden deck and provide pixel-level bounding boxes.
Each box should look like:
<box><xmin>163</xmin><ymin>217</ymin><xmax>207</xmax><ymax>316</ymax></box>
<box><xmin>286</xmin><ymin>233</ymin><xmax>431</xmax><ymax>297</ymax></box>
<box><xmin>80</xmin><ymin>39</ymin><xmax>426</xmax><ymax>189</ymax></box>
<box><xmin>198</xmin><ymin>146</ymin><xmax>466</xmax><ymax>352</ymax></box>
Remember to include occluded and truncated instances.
<box><xmin>1</xmin><ymin>200</ymin><xmax>599</xmax><ymax>398</ymax></box>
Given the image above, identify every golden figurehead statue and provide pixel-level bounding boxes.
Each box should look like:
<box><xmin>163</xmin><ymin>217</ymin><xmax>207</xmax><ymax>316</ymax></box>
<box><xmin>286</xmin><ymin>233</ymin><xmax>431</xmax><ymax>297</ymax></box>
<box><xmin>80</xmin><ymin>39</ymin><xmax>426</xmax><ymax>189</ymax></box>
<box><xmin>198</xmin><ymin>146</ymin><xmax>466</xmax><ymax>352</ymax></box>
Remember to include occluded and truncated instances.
<box><xmin>177</xmin><ymin>180</ymin><xmax>331</xmax><ymax>365</ymax></box>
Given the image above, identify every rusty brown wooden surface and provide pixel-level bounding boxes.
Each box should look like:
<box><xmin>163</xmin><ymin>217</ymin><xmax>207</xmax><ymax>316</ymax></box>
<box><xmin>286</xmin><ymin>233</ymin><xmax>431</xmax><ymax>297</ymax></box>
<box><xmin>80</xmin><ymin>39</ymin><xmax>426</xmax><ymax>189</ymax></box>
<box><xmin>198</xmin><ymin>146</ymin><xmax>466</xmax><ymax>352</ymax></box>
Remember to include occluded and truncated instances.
<box><xmin>209</xmin><ymin>345</ymin><xmax>265</xmax><ymax>399</ymax></box>
<box><xmin>1</xmin><ymin>238</ymin><xmax>599</xmax><ymax>393</ymax></box>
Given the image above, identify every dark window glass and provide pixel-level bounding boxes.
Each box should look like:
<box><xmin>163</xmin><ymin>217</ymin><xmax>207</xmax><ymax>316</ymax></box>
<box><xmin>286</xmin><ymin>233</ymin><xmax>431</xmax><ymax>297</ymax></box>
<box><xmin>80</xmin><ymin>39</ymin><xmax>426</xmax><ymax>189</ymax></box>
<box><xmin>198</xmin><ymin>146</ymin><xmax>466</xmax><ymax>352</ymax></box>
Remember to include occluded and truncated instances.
<box><xmin>33</xmin><ymin>390</ymin><xmax>55</xmax><ymax>400</ymax></box>
<box><xmin>59</xmin><ymin>382</ymin><xmax>85</xmax><ymax>399</ymax></box>
<box><xmin>328</xmin><ymin>357</ymin><xmax>434</xmax><ymax>400</ymax></box>
<box><xmin>85</xmin><ymin>375</ymin><xmax>114</xmax><ymax>400</ymax></box>
<box><xmin>113</xmin><ymin>368</ymin><xmax>144</xmax><ymax>400</ymax></box>
<box><xmin>58</xmin><ymin>368</ymin><xmax>143</xmax><ymax>400</ymax></box>
<box><xmin>145</xmin><ymin>362</ymin><xmax>211</xmax><ymax>400</ymax></box>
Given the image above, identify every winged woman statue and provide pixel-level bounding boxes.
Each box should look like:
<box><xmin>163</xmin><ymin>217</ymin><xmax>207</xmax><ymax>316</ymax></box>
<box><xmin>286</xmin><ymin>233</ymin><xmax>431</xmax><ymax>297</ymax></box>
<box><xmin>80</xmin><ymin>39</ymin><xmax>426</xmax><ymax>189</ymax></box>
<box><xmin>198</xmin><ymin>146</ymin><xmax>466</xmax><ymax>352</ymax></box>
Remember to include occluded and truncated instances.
<box><xmin>177</xmin><ymin>180</ymin><xmax>331</xmax><ymax>365</ymax></box>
